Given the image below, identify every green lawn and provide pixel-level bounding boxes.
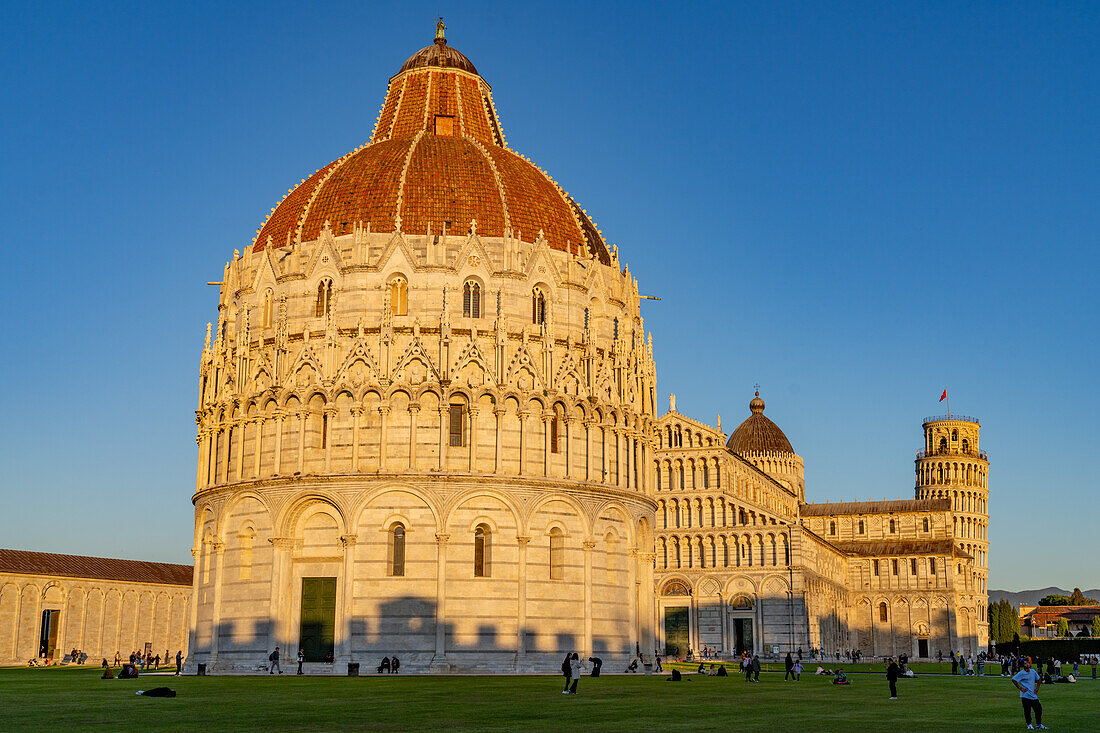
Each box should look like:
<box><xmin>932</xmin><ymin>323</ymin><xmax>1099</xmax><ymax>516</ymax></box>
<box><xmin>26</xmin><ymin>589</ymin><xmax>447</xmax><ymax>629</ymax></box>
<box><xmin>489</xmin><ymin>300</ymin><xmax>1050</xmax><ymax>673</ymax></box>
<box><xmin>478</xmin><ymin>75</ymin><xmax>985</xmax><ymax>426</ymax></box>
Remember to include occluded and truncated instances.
<box><xmin>0</xmin><ymin>665</ymin><xmax>1096</xmax><ymax>731</ymax></box>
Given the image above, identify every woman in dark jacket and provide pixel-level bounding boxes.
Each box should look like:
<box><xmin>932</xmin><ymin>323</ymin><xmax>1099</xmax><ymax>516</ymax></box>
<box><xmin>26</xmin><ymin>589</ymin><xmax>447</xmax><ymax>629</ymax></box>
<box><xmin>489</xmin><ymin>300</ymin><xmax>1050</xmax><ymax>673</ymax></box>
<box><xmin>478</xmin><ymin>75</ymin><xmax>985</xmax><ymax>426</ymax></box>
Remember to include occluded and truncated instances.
<box><xmin>561</xmin><ymin>653</ymin><xmax>573</xmax><ymax>693</ymax></box>
<box><xmin>785</xmin><ymin>652</ymin><xmax>795</xmax><ymax>680</ymax></box>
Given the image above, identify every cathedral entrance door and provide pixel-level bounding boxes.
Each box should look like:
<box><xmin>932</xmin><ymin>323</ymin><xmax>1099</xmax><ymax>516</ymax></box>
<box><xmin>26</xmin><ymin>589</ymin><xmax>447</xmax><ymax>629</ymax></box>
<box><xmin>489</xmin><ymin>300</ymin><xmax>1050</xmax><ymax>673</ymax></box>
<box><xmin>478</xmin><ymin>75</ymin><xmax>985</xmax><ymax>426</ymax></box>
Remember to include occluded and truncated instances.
<box><xmin>663</xmin><ymin>607</ymin><xmax>689</xmax><ymax>657</ymax></box>
<box><xmin>731</xmin><ymin>618</ymin><xmax>753</xmax><ymax>654</ymax></box>
<box><xmin>299</xmin><ymin>577</ymin><xmax>336</xmax><ymax>663</ymax></box>
<box><xmin>917</xmin><ymin>638</ymin><xmax>928</xmax><ymax>658</ymax></box>
<box><xmin>38</xmin><ymin>609</ymin><xmax>60</xmax><ymax>659</ymax></box>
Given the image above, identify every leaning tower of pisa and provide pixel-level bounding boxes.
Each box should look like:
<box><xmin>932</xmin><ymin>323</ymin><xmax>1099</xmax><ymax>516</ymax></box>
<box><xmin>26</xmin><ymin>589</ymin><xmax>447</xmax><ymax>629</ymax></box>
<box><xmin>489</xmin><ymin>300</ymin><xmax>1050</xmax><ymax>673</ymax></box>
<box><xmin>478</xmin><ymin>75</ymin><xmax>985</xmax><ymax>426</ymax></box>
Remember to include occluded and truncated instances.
<box><xmin>915</xmin><ymin>414</ymin><xmax>989</xmax><ymax>646</ymax></box>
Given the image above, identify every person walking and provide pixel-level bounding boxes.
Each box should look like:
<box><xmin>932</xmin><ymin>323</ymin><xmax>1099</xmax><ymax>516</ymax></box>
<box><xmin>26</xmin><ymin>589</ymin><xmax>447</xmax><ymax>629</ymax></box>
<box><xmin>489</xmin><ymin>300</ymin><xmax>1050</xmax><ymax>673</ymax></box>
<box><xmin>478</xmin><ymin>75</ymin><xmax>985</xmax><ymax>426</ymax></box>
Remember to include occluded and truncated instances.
<box><xmin>792</xmin><ymin>659</ymin><xmax>803</xmax><ymax>680</ymax></box>
<box><xmin>1011</xmin><ymin>657</ymin><xmax>1046</xmax><ymax>729</ymax></box>
<box><xmin>742</xmin><ymin>653</ymin><xmax>752</xmax><ymax>682</ymax></box>
<box><xmin>784</xmin><ymin>652</ymin><xmax>795</xmax><ymax>681</ymax></box>
<box><xmin>561</xmin><ymin>653</ymin><xmax>573</xmax><ymax>694</ymax></box>
<box><xmin>886</xmin><ymin>657</ymin><xmax>900</xmax><ymax>700</ymax></box>
<box><xmin>268</xmin><ymin>646</ymin><xmax>281</xmax><ymax>674</ymax></box>
<box><xmin>751</xmin><ymin>654</ymin><xmax>761</xmax><ymax>682</ymax></box>
<box><xmin>174</xmin><ymin>650</ymin><xmax>183</xmax><ymax>676</ymax></box>
<box><xmin>296</xmin><ymin>649</ymin><xmax>304</xmax><ymax>675</ymax></box>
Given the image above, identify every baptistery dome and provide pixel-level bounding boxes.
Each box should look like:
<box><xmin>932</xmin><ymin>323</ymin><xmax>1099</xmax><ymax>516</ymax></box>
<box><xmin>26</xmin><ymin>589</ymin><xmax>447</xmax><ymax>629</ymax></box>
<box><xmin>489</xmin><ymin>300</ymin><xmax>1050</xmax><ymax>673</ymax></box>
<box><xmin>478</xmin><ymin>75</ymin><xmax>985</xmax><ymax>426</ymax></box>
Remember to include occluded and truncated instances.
<box><xmin>189</xmin><ymin>28</ymin><xmax>657</xmax><ymax>675</ymax></box>
<box><xmin>253</xmin><ymin>34</ymin><xmax>610</xmax><ymax>265</ymax></box>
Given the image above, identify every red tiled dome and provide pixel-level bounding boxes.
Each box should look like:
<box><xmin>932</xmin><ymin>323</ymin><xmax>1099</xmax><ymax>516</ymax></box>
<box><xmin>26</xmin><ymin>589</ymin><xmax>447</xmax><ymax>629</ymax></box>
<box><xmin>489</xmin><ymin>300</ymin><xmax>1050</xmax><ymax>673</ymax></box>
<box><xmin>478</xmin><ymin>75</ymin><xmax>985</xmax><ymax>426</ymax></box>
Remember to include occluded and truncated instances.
<box><xmin>252</xmin><ymin>39</ymin><xmax>610</xmax><ymax>264</ymax></box>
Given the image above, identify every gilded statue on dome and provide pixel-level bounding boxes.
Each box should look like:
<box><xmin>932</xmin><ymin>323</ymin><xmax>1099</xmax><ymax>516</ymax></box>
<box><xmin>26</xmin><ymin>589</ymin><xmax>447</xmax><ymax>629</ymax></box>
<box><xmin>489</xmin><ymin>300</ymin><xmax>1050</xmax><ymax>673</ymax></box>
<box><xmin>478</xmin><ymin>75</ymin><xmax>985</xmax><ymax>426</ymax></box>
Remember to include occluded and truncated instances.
<box><xmin>435</xmin><ymin>18</ymin><xmax>446</xmax><ymax>43</ymax></box>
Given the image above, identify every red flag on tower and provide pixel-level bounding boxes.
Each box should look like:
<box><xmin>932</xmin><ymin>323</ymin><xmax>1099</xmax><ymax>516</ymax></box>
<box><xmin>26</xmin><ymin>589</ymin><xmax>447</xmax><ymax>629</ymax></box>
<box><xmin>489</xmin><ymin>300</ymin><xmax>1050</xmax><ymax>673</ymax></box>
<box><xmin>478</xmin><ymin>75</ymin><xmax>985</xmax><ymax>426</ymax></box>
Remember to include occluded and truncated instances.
<box><xmin>939</xmin><ymin>389</ymin><xmax>948</xmax><ymax>402</ymax></box>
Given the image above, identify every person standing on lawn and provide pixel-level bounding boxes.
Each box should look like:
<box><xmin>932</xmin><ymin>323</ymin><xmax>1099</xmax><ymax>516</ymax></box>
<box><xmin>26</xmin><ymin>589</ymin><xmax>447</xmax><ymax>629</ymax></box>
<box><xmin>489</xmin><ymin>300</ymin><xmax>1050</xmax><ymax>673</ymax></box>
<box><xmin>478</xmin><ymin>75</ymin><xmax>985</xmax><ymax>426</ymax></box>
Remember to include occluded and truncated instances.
<box><xmin>1012</xmin><ymin>657</ymin><xmax>1047</xmax><ymax>730</ymax></box>
<box><xmin>751</xmin><ymin>654</ymin><xmax>761</xmax><ymax>682</ymax></box>
<box><xmin>784</xmin><ymin>652</ymin><xmax>795</xmax><ymax>681</ymax></box>
<box><xmin>886</xmin><ymin>657</ymin><xmax>900</xmax><ymax>700</ymax></box>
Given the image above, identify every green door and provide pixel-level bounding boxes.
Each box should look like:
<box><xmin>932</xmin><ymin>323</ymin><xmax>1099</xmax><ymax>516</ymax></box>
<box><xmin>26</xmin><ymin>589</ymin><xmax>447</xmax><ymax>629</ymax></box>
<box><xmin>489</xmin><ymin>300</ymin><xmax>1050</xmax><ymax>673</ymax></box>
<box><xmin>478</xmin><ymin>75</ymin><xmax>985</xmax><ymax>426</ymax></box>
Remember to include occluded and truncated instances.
<box><xmin>300</xmin><ymin>577</ymin><xmax>337</xmax><ymax>663</ymax></box>
<box><xmin>664</xmin><ymin>607</ymin><xmax>690</xmax><ymax>657</ymax></box>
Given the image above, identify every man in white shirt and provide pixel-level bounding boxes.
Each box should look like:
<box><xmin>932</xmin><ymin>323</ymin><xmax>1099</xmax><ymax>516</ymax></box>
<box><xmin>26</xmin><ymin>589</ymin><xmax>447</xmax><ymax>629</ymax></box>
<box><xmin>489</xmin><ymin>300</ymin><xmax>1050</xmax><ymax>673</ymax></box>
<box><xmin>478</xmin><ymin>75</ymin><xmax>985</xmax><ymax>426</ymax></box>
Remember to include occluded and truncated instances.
<box><xmin>1011</xmin><ymin>657</ymin><xmax>1046</xmax><ymax>730</ymax></box>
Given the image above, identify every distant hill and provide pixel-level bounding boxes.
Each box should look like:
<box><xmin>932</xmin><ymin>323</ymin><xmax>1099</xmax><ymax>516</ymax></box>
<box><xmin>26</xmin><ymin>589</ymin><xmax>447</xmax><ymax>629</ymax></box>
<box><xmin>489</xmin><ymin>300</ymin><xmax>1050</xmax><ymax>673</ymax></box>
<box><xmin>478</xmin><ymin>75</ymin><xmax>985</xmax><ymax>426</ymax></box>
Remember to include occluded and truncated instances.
<box><xmin>988</xmin><ymin>587</ymin><xmax>1100</xmax><ymax>607</ymax></box>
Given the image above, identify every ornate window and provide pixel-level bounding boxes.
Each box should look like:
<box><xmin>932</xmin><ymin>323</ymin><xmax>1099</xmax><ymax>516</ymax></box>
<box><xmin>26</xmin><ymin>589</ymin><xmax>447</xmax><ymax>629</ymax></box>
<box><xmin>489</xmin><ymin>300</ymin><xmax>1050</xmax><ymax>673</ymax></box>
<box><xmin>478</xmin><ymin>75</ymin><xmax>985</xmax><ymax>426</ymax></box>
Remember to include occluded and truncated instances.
<box><xmin>390</xmin><ymin>277</ymin><xmax>408</xmax><ymax>316</ymax></box>
<box><xmin>938</xmin><ymin>437</ymin><xmax>948</xmax><ymax>453</ymax></box>
<box><xmin>532</xmin><ymin>288</ymin><xmax>546</xmax><ymax>324</ymax></box>
<box><xmin>962</xmin><ymin>438</ymin><xmax>969</xmax><ymax>454</ymax></box>
<box><xmin>449</xmin><ymin>404</ymin><xmax>466</xmax><ymax>447</ymax></box>
<box><xmin>910</xmin><ymin>558</ymin><xmax>917</xmax><ymax>576</ymax></box>
<box><xmin>463</xmin><ymin>280</ymin><xmax>481</xmax><ymax>318</ymax></box>
<box><xmin>474</xmin><ymin>524</ymin><xmax>490</xmax><ymax>577</ymax></box>
<box><xmin>315</xmin><ymin>278</ymin><xmax>334</xmax><ymax>317</ymax></box>
<box><xmin>873</xmin><ymin>559</ymin><xmax>880</xmax><ymax>576</ymax></box>
<box><xmin>262</xmin><ymin>289</ymin><xmax>274</xmax><ymax>328</ymax></box>
<box><xmin>702</xmin><ymin>464</ymin><xmax>709</xmax><ymax>488</ymax></box>
<box><xmin>892</xmin><ymin>559</ymin><xmax>899</xmax><ymax>575</ymax></box>
<box><xmin>929</xmin><ymin>557</ymin><xmax>936</xmax><ymax>574</ymax></box>
<box><xmin>889</xmin><ymin>519</ymin><xmax>896</xmax><ymax>533</ymax></box>
<box><xmin>830</xmin><ymin>521</ymin><xmax>836</xmax><ymax>536</ymax></box>
<box><xmin>858</xmin><ymin>520</ymin><xmax>865</xmax><ymax>534</ymax></box>
<box><xmin>549</xmin><ymin>528</ymin><xmax>564</xmax><ymax>580</ymax></box>
<box><xmin>879</xmin><ymin>602</ymin><xmax>888</xmax><ymax>622</ymax></box>
<box><xmin>550</xmin><ymin>404</ymin><xmax>563</xmax><ymax>453</ymax></box>
<box><xmin>923</xmin><ymin>517</ymin><xmax>930</xmax><ymax>532</ymax></box>
<box><xmin>389</xmin><ymin>524</ymin><xmax>406</xmax><ymax>577</ymax></box>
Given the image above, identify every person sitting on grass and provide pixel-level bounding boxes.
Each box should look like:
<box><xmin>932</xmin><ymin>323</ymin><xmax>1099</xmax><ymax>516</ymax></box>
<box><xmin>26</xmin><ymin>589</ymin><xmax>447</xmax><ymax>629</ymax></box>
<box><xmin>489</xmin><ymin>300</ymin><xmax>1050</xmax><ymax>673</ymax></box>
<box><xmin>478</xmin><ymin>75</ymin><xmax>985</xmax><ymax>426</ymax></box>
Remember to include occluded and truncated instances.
<box><xmin>832</xmin><ymin>669</ymin><xmax>849</xmax><ymax>685</ymax></box>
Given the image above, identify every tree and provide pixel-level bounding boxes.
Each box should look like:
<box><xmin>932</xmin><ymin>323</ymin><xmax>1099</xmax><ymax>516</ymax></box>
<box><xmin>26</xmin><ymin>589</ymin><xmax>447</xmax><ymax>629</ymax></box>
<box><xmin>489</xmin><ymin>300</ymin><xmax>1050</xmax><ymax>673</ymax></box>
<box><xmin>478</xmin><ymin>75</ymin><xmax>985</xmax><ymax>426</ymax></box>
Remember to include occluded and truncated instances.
<box><xmin>1039</xmin><ymin>594</ymin><xmax>1072</xmax><ymax>606</ymax></box>
<box><xmin>1006</xmin><ymin>602</ymin><xmax>1021</xmax><ymax>641</ymax></box>
<box><xmin>1056</xmin><ymin>617</ymin><xmax>1070</xmax><ymax>637</ymax></box>
<box><xmin>1092</xmin><ymin>615</ymin><xmax>1100</xmax><ymax>638</ymax></box>
<box><xmin>1068</xmin><ymin>587</ymin><xmax>1099</xmax><ymax>605</ymax></box>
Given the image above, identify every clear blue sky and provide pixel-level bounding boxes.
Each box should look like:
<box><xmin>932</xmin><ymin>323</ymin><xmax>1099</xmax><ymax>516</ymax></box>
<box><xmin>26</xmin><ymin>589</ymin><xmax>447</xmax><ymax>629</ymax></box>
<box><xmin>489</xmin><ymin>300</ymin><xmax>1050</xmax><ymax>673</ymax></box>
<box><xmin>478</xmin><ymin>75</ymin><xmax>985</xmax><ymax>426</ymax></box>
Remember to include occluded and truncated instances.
<box><xmin>2</xmin><ymin>1</ymin><xmax>1097</xmax><ymax>591</ymax></box>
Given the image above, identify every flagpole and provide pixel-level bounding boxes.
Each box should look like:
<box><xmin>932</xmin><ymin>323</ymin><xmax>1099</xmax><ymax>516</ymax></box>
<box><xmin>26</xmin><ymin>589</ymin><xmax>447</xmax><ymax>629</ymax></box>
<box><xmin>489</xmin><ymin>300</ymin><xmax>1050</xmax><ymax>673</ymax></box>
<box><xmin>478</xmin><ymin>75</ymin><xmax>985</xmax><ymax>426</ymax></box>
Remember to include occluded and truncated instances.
<box><xmin>946</xmin><ymin>390</ymin><xmax>950</xmax><ymax>420</ymax></box>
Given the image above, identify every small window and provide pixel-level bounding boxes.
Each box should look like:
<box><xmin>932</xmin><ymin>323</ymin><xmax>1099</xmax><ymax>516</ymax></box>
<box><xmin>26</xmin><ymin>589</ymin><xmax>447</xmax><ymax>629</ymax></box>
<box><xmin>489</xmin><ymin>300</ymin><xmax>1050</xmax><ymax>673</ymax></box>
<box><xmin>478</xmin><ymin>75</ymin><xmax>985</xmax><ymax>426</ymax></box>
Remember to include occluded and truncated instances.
<box><xmin>550</xmin><ymin>405</ymin><xmax>563</xmax><ymax>453</ymax></box>
<box><xmin>923</xmin><ymin>517</ymin><xmax>929</xmax><ymax>532</ymax></box>
<box><xmin>879</xmin><ymin>602</ymin><xmax>888</xmax><ymax>622</ymax></box>
<box><xmin>892</xmin><ymin>559</ymin><xmax>899</xmax><ymax>575</ymax></box>
<box><xmin>390</xmin><ymin>277</ymin><xmax>408</xmax><ymax>316</ymax></box>
<box><xmin>938</xmin><ymin>437</ymin><xmax>947</xmax><ymax>453</ymax></box>
<box><xmin>910</xmin><ymin>558</ymin><xmax>917</xmax><ymax>576</ymax></box>
<box><xmin>951</xmin><ymin>429</ymin><xmax>958</xmax><ymax>441</ymax></box>
<box><xmin>315</xmin><ymin>278</ymin><xmax>334</xmax><ymax>317</ymax></box>
<box><xmin>549</xmin><ymin>528</ymin><xmax>564</xmax><ymax>580</ymax></box>
<box><xmin>434</xmin><ymin>115</ymin><xmax>455</xmax><ymax>137</ymax></box>
<box><xmin>929</xmin><ymin>557</ymin><xmax>936</xmax><ymax>575</ymax></box>
<box><xmin>474</xmin><ymin>525</ymin><xmax>490</xmax><ymax>577</ymax></box>
<box><xmin>390</xmin><ymin>524</ymin><xmax>406</xmax><ymax>577</ymax></box>
<box><xmin>858</xmin><ymin>520</ymin><xmax>865</xmax><ymax>534</ymax></box>
<box><xmin>830</xmin><ymin>521</ymin><xmax>836</xmax><ymax>536</ymax></box>
<box><xmin>463</xmin><ymin>280</ymin><xmax>481</xmax><ymax>318</ymax></box>
<box><xmin>889</xmin><ymin>519</ymin><xmax>896</xmax><ymax>533</ymax></box>
<box><xmin>532</xmin><ymin>288</ymin><xmax>546</xmax><ymax>324</ymax></box>
<box><xmin>320</xmin><ymin>412</ymin><xmax>328</xmax><ymax>449</ymax></box>
<box><xmin>449</xmin><ymin>404</ymin><xmax>466</xmax><ymax>447</ymax></box>
<box><xmin>873</xmin><ymin>559</ymin><xmax>879</xmax><ymax>576</ymax></box>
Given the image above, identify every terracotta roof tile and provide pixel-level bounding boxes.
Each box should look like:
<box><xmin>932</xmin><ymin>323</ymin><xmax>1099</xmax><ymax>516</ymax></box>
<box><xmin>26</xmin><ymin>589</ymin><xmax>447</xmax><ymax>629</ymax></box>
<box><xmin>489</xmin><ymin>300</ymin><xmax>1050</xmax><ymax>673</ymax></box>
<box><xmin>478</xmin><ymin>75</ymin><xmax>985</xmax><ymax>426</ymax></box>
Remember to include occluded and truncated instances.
<box><xmin>828</xmin><ymin>539</ymin><xmax>970</xmax><ymax>558</ymax></box>
<box><xmin>0</xmin><ymin>548</ymin><xmax>192</xmax><ymax>587</ymax></box>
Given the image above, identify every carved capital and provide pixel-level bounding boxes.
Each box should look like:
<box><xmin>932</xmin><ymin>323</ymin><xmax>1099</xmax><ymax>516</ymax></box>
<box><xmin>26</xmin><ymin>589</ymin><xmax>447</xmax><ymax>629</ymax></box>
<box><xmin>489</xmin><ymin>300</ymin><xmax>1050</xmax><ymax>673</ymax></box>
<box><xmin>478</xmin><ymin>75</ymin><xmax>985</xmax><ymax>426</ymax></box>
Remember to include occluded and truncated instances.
<box><xmin>211</xmin><ymin>541</ymin><xmax>226</xmax><ymax>555</ymax></box>
<box><xmin>516</xmin><ymin>535</ymin><xmax>532</xmax><ymax>546</ymax></box>
<box><xmin>269</xmin><ymin>537</ymin><xmax>295</xmax><ymax>550</ymax></box>
<box><xmin>378</xmin><ymin>406</ymin><xmax>391</xmax><ymax>416</ymax></box>
<box><xmin>408</xmin><ymin>402</ymin><xmax>421</xmax><ymax>414</ymax></box>
<box><xmin>339</xmin><ymin>534</ymin><xmax>359</xmax><ymax>548</ymax></box>
<box><xmin>435</xmin><ymin>533</ymin><xmax>451</xmax><ymax>544</ymax></box>
<box><xmin>582</xmin><ymin>540</ymin><xmax>597</xmax><ymax>551</ymax></box>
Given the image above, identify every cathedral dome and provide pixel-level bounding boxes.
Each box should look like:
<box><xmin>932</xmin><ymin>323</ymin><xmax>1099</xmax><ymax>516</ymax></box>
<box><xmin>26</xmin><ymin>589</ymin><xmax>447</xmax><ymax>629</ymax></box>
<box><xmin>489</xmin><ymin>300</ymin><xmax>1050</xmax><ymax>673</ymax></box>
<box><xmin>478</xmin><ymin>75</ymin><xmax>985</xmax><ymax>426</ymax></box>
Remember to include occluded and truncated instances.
<box><xmin>252</xmin><ymin>34</ymin><xmax>610</xmax><ymax>264</ymax></box>
<box><xmin>726</xmin><ymin>392</ymin><xmax>795</xmax><ymax>455</ymax></box>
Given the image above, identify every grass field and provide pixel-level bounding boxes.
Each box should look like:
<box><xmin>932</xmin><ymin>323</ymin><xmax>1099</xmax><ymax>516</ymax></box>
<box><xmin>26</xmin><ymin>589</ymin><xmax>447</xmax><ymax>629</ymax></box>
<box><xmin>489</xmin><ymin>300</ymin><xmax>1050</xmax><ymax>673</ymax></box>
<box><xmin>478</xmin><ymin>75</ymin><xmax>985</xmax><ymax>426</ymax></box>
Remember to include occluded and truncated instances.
<box><xmin>1</xmin><ymin>665</ymin><xmax>1095</xmax><ymax>731</ymax></box>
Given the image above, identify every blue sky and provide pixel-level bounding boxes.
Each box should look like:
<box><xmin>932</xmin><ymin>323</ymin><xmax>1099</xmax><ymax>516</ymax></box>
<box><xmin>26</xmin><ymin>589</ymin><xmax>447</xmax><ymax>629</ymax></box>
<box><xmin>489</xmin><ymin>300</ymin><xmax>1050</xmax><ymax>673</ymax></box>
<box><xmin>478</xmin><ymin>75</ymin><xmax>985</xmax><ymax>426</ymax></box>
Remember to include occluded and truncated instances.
<box><xmin>1</xmin><ymin>1</ymin><xmax>1097</xmax><ymax>590</ymax></box>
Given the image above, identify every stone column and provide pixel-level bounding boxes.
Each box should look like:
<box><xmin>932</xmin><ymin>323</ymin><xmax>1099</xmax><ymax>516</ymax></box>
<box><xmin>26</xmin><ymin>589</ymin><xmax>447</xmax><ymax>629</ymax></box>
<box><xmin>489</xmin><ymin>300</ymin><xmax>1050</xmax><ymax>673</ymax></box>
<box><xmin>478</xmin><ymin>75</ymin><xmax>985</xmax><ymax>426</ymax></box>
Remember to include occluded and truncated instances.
<box><xmin>434</xmin><ymin>534</ymin><xmax>450</xmax><ymax>661</ymax></box>
<box><xmin>79</xmin><ymin>591</ymin><xmax>89</xmax><ymax>653</ymax></box>
<box><xmin>273</xmin><ymin>412</ymin><xmax>285</xmax><ymax>475</ymax></box>
<box><xmin>541</xmin><ymin>414</ymin><xmax>552</xmax><ymax>477</ymax></box>
<box><xmin>323</xmin><ymin>407</ymin><xmax>337</xmax><ymax>473</ymax></box>
<box><xmin>564</xmin><ymin>418</ymin><xmax>573</xmax><ymax>479</ymax></box>
<box><xmin>639</xmin><ymin>551</ymin><xmax>656</xmax><ymax>657</ymax></box>
<box><xmin>268</xmin><ymin>538</ymin><xmax>292</xmax><ymax>654</ymax></box>
<box><xmin>378</xmin><ymin>406</ymin><xmax>390</xmax><ymax>471</ymax></box>
<box><xmin>338</xmin><ymin>535</ymin><xmax>358</xmax><ymax>661</ymax></box>
<box><xmin>186</xmin><ymin>547</ymin><xmax>200</xmax><ymax>665</ymax></box>
<box><xmin>195</xmin><ymin>432</ymin><xmax>206</xmax><ymax>489</ymax></box>
<box><xmin>236</xmin><ymin>420</ymin><xmax>246</xmax><ymax>480</ymax></box>
<box><xmin>493</xmin><ymin>407</ymin><xmax>505</xmax><ymax>474</ymax></box>
<box><xmin>468</xmin><ymin>407</ymin><xmax>479</xmax><ymax>473</ymax></box>
<box><xmin>628</xmin><ymin>548</ymin><xmax>638</xmax><ymax>656</ymax></box>
<box><xmin>516</xmin><ymin>535</ymin><xmax>531</xmax><ymax>659</ymax></box>
<box><xmin>624</xmin><ymin>432</ymin><xmax>631</xmax><ymax>489</ymax></box>
<box><xmin>350</xmin><ymin>406</ymin><xmax>362</xmax><ymax>472</ymax></box>
<box><xmin>408</xmin><ymin>403</ymin><xmax>420</xmax><ymax>470</ymax></box>
<box><xmin>583</xmin><ymin>540</ymin><xmax>596</xmax><ymax>656</ymax></box>
<box><xmin>518</xmin><ymin>411</ymin><xmax>528</xmax><ymax>476</ymax></box>
<box><xmin>253</xmin><ymin>418</ymin><xmax>264</xmax><ymax>478</ymax></box>
<box><xmin>296</xmin><ymin>410</ymin><xmax>306</xmax><ymax>474</ymax></box>
<box><xmin>438</xmin><ymin>407</ymin><xmax>448</xmax><ymax>471</ymax></box>
<box><xmin>584</xmin><ymin>420</ymin><xmax>594</xmax><ymax>481</ymax></box>
<box><xmin>208</xmin><ymin>541</ymin><xmax>226</xmax><ymax>665</ymax></box>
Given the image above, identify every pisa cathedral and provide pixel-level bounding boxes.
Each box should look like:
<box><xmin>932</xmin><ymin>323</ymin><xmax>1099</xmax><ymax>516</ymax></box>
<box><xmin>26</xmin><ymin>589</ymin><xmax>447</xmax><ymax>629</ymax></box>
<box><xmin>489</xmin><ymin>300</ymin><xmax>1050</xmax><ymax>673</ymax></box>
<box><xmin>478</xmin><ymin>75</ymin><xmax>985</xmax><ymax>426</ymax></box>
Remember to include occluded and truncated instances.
<box><xmin>186</xmin><ymin>28</ymin><xmax>989</xmax><ymax>673</ymax></box>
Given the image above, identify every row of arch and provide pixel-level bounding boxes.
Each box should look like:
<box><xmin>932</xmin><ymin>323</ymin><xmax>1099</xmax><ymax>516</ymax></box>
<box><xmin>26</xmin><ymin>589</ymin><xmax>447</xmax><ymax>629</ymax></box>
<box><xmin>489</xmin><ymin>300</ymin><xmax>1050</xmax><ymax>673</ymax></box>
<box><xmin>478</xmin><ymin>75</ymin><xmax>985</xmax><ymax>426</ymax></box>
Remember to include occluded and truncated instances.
<box><xmin>656</xmin><ymin>497</ymin><xmax>776</xmax><ymax>530</ymax></box>
<box><xmin>197</xmin><ymin>484</ymin><xmax>651</xmax><ymax>549</ymax></box>
<box><xmin>656</xmin><ymin>532</ymin><xmax>791</xmax><ymax>570</ymax></box>
<box><xmin>655</xmin><ymin>458</ymin><xmax>723</xmax><ymax>491</ymax></box>
<box><xmin>658</xmin><ymin>423</ymin><xmax>718</xmax><ymax>449</ymax></box>
<box><xmin>199</xmin><ymin>388</ymin><xmax>653</xmax><ymax>492</ymax></box>
<box><xmin>917</xmin><ymin>461</ymin><xmax>986</xmax><ymax>488</ymax></box>
<box><xmin>0</xmin><ymin>581</ymin><xmax>189</xmax><ymax>662</ymax></box>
